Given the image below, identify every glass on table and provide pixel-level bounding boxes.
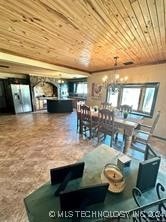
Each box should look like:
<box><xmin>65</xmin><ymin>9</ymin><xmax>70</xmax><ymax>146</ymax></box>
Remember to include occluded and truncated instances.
<box><xmin>114</xmin><ymin>108</ymin><xmax>122</xmax><ymax>118</ymax></box>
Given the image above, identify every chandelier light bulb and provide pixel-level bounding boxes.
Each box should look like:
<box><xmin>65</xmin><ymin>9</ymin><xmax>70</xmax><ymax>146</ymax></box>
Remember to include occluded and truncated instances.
<box><xmin>102</xmin><ymin>75</ymin><xmax>108</xmax><ymax>82</ymax></box>
<box><xmin>101</xmin><ymin>57</ymin><xmax>128</xmax><ymax>94</ymax></box>
<box><xmin>105</xmin><ymin>75</ymin><xmax>108</xmax><ymax>81</ymax></box>
<box><xmin>115</xmin><ymin>74</ymin><xmax>119</xmax><ymax>80</ymax></box>
<box><xmin>57</xmin><ymin>73</ymin><xmax>64</xmax><ymax>84</ymax></box>
<box><xmin>124</xmin><ymin>76</ymin><xmax>128</xmax><ymax>82</ymax></box>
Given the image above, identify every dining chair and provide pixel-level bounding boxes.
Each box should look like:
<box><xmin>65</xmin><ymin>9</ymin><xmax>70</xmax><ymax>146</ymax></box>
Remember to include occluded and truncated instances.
<box><xmin>80</xmin><ymin>105</ymin><xmax>97</xmax><ymax>139</ymax></box>
<box><xmin>76</xmin><ymin>101</ymin><xmax>85</xmax><ymax>132</ymax></box>
<box><xmin>132</xmin><ymin>111</ymin><xmax>160</xmax><ymax>153</ymax></box>
<box><xmin>118</xmin><ymin>104</ymin><xmax>133</xmax><ymax>141</ymax></box>
<box><xmin>97</xmin><ymin>109</ymin><xmax>118</xmax><ymax>147</ymax></box>
<box><xmin>100</xmin><ymin>102</ymin><xmax>113</xmax><ymax>110</ymax></box>
<box><xmin>119</xmin><ymin>104</ymin><xmax>132</xmax><ymax>113</ymax></box>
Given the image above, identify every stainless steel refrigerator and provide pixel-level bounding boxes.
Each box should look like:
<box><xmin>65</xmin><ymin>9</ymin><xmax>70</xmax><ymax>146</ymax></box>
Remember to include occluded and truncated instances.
<box><xmin>11</xmin><ymin>84</ymin><xmax>32</xmax><ymax>113</ymax></box>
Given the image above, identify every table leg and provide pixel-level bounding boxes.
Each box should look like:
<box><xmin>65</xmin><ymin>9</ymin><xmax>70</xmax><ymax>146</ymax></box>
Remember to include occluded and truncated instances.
<box><xmin>124</xmin><ymin>135</ymin><xmax>132</xmax><ymax>154</ymax></box>
<box><xmin>79</xmin><ymin>120</ymin><xmax>82</xmax><ymax>134</ymax></box>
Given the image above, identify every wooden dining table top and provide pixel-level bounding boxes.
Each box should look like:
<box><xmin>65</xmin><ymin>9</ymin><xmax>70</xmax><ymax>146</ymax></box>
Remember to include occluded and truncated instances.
<box><xmin>78</xmin><ymin>109</ymin><xmax>143</xmax><ymax>128</ymax></box>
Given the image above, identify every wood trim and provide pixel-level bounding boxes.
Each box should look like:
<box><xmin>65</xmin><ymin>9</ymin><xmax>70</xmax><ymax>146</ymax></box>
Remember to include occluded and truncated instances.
<box><xmin>0</xmin><ymin>52</ymin><xmax>90</xmax><ymax>75</ymax></box>
<box><xmin>90</xmin><ymin>60</ymin><xmax>166</xmax><ymax>74</ymax></box>
<box><xmin>152</xmin><ymin>135</ymin><xmax>166</xmax><ymax>141</ymax></box>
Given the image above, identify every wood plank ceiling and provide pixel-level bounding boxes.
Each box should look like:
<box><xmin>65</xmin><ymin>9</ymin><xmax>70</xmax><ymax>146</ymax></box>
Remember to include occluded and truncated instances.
<box><xmin>0</xmin><ymin>0</ymin><xmax>165</xmax><ymax>72</ymax></box>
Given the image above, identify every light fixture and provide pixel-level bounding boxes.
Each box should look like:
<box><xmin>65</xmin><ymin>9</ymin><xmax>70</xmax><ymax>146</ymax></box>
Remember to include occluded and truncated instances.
<box><xmin>57</xmin><ymin>79</ymin><xmax>64</xmax><ymax>84</ymax></box>
<box><xmin>57</xmin><ymin>74</ymin><xmax>64</xmax><ymax>84</ymax></box>
<box><xmin>102</xmin><ymin>56</ymin><xmax>128</xmax><ymax>94</ymax></box>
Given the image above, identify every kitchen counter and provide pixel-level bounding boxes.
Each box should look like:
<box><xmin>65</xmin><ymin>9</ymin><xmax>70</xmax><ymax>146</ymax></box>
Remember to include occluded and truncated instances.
<box><xmin>47</xmin><ymin>99</ymin><xmax>73</xmax><ymax>113</ymax></box>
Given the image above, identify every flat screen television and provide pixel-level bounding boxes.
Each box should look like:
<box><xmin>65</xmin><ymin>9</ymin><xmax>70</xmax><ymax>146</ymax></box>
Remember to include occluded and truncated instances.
<box><xmin>50</xmin><ymin>162</ymin><xmax>85</xmax><ymax>196</ymax></box>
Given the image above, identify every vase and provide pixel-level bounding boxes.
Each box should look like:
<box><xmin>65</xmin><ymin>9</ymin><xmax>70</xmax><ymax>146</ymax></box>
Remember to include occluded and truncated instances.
<box><xmin>123</xmin><ymin>113</ymin><xmax>128</xmax><ymax>119</ymax></box>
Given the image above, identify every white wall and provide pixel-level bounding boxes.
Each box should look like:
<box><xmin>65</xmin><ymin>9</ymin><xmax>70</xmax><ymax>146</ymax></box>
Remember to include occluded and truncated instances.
<box><xmin>87</xmin><ymin>63</ymin><xmax>166</xmax><ymax>139</ymax></box>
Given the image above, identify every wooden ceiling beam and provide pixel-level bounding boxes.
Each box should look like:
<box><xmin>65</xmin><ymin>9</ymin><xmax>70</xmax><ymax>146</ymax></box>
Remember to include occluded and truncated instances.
<box><xmin>0</xmin><ymin>52</ymin><xmax>90</xmax><ymax>75</ymax></box>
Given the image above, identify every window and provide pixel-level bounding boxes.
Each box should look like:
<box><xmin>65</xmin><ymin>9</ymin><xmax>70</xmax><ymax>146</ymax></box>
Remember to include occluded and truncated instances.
<box><xmin>107</xmin><ymin>90</ymin><xmax>119</xmax><ymax>107</ymax></box>
<box><xmin>121</xmin><ymin>87</ymin><xmax>141</xmax><ymax>110</ymax></box>
<box><xmin>106</xmin><ymin>83</ymin><xmax>159</xmax><ymax>117</ymax></box>
<box><xmin>74</xmin><ymin>82</ymin><xmax>87</xmax><ymax>95</ymax></box>
<box><xmin>142</xmin><ymin>87</ymin><xmax>155</xmax><ymax>113</ymax></box>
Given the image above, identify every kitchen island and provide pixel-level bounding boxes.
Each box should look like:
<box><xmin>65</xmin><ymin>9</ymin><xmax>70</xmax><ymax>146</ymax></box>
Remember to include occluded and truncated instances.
<box><xmin>47</xmin><ymin>98</ymin><xmax>73</xmax><ymax>113</ymax></box>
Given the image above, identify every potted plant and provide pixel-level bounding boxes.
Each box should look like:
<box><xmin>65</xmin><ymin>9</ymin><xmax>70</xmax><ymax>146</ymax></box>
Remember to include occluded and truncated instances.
<box><xmin>123</xmin><ymin>111</ymin><xmax>128</xmax><ymax>119</ymax></box>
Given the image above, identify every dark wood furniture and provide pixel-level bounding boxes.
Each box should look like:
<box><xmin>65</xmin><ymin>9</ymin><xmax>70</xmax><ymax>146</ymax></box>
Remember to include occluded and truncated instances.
<box><xmin>76</xmin><ymin>101</ymin><xmax>85</xmax><ymax>132</ymax></box>
<box><xmin>78</xmin><ymin>109</ymin><xmax>142</xmax><ymax>153</ymax></box>
<box><xmin>80</xmin><ymin>105</ymin><xmax>97</xmax><ymax>139</ymax></box>
<box><xmin>97</xmin><ymin>109</ymin><xmax>118</xmax><ymax>147</ymax></box>
<box><xmin>119</xmin><ymin>104</ymin><xmax>132</xmax><ymax>113</ymax></box>
<box><xmin>47</xmin><ymin>99</ymin><xmax>73</xmax><ymax>113</ymax></box>
<box><xmin>100</xmin><ymin>102</ymin><xmax>112</xmax><ymax>110</ymax></box>
<box><xmin>119</xmin><ymin>104</ymin><xmax>133</xmax><ymax>140</ymax></box>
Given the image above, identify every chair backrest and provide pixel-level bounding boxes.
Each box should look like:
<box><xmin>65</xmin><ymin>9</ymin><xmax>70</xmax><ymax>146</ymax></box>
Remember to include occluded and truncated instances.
<box><xmin>76</xmin><ymin>101</ymin><xmax>85</xmax><ymax>112</ymax></box>
<box><xmin>80</xmin><ymin>105</ymin><xmax>91</xmax><ymax>122</ymax></box>
<box><xmin>150</xmin><ymin>111</ymin><xmax>160</xmax><ymax>134</ymax></box>
<box><xmin>100</xmin><ymin>102</ymin><xmax>112</xmax><ymax>110</ymax></box>
<box><xmin>144</xmin><ymin>144</ymin><xmax>160</xmax><ymax>161</ymax></box>
<box><xmin>119</xmin><ymin>104</ymin><xmax>132</xmax><ymax>113</ymax></box>
<box><xmin>98</xmin><ymin>109</ymin><xmax>115</xmax><ymax>130</ymax></box>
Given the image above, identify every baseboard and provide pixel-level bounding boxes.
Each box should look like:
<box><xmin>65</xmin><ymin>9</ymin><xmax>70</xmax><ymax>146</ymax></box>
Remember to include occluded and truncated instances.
<box><xmin>152</xmin><ymin>135</ymin><xmax>166</xmax><ymax>141</ymax></box>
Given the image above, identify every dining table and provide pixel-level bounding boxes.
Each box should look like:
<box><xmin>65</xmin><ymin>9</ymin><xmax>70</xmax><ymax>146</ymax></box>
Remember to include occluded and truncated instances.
<box><xmin>114</xmin><ymin>113</ymin><xmax>143</xmax><ymax>153</ymax></box>
<box><xmin>79</xmin><ymin>109</ymin><xmax>143</xmax><ymax>154</ymax></box>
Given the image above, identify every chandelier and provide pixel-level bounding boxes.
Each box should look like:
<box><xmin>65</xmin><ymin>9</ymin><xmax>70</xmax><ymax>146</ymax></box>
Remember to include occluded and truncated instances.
<box><xmin>102</xmin><ymin>57</ymin><xmax>128</xmax><ymax>94</ymax></box>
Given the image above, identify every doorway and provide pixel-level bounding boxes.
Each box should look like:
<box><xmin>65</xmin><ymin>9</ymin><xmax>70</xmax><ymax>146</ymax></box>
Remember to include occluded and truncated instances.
<box><xmin>33</xmin><ymin>82</ymin><xmax>58</xmax><ymax>110</ymax></box>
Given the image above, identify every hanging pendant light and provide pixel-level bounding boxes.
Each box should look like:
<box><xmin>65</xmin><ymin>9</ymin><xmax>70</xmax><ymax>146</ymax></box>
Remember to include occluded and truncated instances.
<box><xmin>102</xmin><ymin>57</ymin><xmax>128</xmax><ymax>94</ymax></box>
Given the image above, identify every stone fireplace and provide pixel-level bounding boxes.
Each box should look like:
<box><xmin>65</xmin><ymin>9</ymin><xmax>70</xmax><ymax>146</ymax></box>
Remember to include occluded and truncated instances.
<box><xmin>30</xmin><ymin>76</ymin><xmax>59</xmax><ymax>111</ymax></box>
